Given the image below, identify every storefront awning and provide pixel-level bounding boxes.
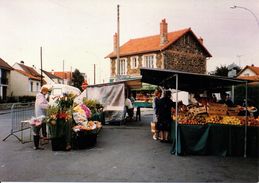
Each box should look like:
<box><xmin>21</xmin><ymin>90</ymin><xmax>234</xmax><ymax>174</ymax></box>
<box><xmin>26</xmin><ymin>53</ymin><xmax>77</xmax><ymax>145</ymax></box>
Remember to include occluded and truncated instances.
<box><xmin>140</xmin><ymin>68</ymin><xmax>249</xmax><ymax>92</ymax></box>
<box><xmin>88</xmin><ymin>78</ymin><xmax>142</xmax><ymax>90</ymax></box>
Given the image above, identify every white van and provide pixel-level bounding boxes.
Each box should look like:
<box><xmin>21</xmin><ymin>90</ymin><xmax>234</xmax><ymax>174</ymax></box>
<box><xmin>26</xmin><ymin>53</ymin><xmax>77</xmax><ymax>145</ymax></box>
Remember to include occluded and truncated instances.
<box><xmin>44</xmin><ymin>84</ymin><xmax>81</xmax><ymax>106</ymax></box>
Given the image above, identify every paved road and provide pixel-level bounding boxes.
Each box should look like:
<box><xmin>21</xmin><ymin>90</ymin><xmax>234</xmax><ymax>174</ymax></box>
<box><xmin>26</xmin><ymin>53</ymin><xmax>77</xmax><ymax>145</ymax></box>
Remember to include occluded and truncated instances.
<box><xmin>0</xmin><ymin>109</ymin><xmax>258</xmax><ymax>182</ymax></box>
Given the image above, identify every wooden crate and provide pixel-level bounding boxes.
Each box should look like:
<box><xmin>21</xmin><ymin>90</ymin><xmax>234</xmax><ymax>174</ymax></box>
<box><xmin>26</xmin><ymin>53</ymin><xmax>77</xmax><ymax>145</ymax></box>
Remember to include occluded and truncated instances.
<box><xmin>208</xmin><ymin>103</ymin><xmax>228</xmax><ymax>115</ymax></box>
<box><xmin>228</xmin><ymin>107</ymin><xmax>240</xmax><ymax>116</ymax></box>
<box><xmin>189</xmin><ymin>106</ymin><xmax>207</xmax><ymax>116</ymax></box>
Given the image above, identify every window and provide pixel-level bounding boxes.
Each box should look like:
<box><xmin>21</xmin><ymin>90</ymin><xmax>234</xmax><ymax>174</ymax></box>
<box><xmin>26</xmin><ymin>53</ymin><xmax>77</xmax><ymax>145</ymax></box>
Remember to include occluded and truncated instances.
<box><xmin>131</xmin><ymin>57</ymin><xmax>138</xmax><ymax>69</ymax></box>
<box><xmin>36</xmin><ymin>83</ymin><xmax>39</xmax><ymax>92</ymax></box>
<box><xmin>119</xmin><ymin>58</ymin><xmax>127</xmax><ymax>75</ymax></box>
<box><xmin>30</xmin><ymin>82</ymin><xmax>33</xmax><ymax>92</ymax></box>
<box><xmin>143</xmin><ymin>55</ymin><xmax>156</xmax><ymax>68</ymax></box>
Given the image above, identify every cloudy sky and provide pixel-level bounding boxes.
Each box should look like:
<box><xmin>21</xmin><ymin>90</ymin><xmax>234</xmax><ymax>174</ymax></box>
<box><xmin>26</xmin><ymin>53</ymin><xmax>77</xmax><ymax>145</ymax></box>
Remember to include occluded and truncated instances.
<box><xmin>0</xmin><ymin>0</ymin><xmax>258</xmax><ymax>84</ymax></box>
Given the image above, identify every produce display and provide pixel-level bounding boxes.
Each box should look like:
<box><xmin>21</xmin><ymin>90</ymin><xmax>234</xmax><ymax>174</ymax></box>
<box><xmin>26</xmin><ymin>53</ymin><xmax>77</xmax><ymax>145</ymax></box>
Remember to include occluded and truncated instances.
<box><xmin>173</xmin><ymin>103</ymin><xmax>259</xmax><ymax>126</ymax></box>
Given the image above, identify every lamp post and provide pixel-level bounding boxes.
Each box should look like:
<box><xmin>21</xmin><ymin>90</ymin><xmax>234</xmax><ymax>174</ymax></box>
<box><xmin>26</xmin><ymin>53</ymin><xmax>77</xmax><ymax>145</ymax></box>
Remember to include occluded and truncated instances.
<box><xmin>230</xmin><ymin>5</ymin><xmax>259</xmax><ymax>27</ymax></box>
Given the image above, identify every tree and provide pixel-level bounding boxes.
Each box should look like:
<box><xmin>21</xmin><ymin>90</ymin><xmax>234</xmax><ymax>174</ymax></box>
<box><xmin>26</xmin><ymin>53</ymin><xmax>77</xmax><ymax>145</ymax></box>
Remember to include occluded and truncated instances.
<box><xmin>72</xmin><ymin>69</ymin><xmax>84</xmax><ymax>91</ymax></box>
<box><xmin>212</xmin><ymin>64</ymin><xmax>242</xmax><ymax>77</ymax></box>
<box><xmin>214</xmin><ymin>65</ymin><xmax>229</xmax><ymax>76</ymax></box>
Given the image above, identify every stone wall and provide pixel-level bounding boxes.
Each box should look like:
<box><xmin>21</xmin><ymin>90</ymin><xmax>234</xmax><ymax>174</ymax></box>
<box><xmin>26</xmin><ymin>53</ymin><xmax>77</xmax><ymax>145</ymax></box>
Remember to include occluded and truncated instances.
<box><xmin>163</xmin><ymin>33</ymin><xmax>207</xmax><ymax>74</ymax></box>
<box><xmin>111</xmin><ymin>59</ymin><xmax>116</xmax><ymax>77</ymax></box>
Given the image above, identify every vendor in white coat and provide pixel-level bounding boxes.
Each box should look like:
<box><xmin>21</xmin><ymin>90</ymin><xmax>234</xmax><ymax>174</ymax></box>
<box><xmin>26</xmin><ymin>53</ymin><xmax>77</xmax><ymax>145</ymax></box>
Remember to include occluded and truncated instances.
<box><xmin>33</xmin><ymin>86</ymin><xmax>49</xmax><ymax>150</ymax></box>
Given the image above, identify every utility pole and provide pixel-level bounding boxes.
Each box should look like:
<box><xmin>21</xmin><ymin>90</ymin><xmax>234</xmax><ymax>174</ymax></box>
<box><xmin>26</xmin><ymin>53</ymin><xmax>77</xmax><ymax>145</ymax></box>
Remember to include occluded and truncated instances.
<box><xmin>94</xmin><ymin>64</ymin><xmax>96</xmax><ymax>85</ymax></box>
<box><xmin>40</xmin><ymin>46</ymin><xmax>43</xmax><ymax>87</ymax></box>
<box><xmin>63</xmin><ymin>60</ymin><xmax>65</xmax><ymax>84</ymax></box>
<box><xmin>116</xmin><ymin>4</ymin><xmax>120</xmax><ymax>80</ymax></box>
<box><xmin>70</xmin><ymin>66</ymin><xmax>73</xmax><ymax>85</ymax></box>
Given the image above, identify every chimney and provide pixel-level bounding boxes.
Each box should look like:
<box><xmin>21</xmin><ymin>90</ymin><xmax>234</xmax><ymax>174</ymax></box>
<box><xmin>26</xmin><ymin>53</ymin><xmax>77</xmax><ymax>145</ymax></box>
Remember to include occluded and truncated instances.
<box><xmin>20</xmin><ymin>61</ymin><xmax>24</xmax><ymax>64</ymax></box>
<box><xmin>51</xmin><ymin>69</ymin><xmax>54</xmax><ymax>75</ymax></box>
<box><xmin>113</xmin><ymin>33</ymin><xmax>118</xmax><ymax>53</ymax></box>
<box><xmin>160</xmin><ymin>19</ymin><xmax>168</xmax><ymax>45</ymax></box>
<box><xmin>199</xmin><ymin>37</ymin><xmax>203</xmax><ymax>44</ymax></box>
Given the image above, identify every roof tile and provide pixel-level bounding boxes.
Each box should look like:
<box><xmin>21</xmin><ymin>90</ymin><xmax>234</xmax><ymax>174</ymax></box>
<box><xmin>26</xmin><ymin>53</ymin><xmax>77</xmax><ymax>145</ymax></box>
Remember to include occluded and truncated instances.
<box><xmin>0</xmin><ymin>58</ymin><xmax>13</xmax><ymax>70</ymax></box>
<box><xmin>106</xmin><ymin>28</ymin><xmax>211</xmax><ymax>58</ymax></box>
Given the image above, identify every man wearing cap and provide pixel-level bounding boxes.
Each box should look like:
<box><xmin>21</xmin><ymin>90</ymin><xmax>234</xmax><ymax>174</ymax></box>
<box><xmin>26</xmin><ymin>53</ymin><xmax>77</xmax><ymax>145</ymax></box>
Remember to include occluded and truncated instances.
<box><xmin>33</xmin><ymin>86</ymin><xmax>49</xmax><ymax>150</ymax></box>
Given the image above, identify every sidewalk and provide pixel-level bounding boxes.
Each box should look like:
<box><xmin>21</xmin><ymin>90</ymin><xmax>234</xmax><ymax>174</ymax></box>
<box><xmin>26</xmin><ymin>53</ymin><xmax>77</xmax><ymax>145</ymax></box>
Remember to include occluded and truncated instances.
<box><xmin>0</xmin><ymin>108</ymin><xmax>258</xmax><ymax>182</ymax></box>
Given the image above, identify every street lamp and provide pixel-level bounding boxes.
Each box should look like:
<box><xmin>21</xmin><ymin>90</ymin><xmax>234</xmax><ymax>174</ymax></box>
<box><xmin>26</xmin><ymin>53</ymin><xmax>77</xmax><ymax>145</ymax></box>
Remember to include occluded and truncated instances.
<box><xmin>230</xmin><ymin>5</ymin><xmax>259</xmax><ymax>27</ymax></box>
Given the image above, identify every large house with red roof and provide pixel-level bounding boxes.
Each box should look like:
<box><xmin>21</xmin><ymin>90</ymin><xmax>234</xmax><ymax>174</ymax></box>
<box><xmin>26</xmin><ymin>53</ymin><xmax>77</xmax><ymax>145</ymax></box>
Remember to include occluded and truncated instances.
<box><xmin>106</xmin><ymin>19</ymin><xmax>212</xmax><ymax>81</ymax></box>
<box><xmin>0</xmin><ymin>58</ymin><xmax>13</xmax><ymax>101</ymax></box>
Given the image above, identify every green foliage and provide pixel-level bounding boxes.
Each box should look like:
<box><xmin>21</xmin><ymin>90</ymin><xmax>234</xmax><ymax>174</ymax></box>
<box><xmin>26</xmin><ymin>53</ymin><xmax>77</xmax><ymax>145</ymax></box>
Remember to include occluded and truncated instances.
<box><xmin>83</xmin><ymin>98</ymin><xmax>103</xmax><ymax>114</ymax></box>
<box><xmin>214</xmin><ymin>65</ymin><xmax>229</xmax><ymax>76</ymax></box>
<box><xmin>57</xmin><ymin>93</ymin><xmax>77</xmax><ymax>110</ymax></box>
<box><xmin>212</xmin><ymin>64</ymin><xmax>242</xmax><ymax>77</ymax></box>
<box><xmin>72</xmin><ymin>69</ymin><xmax>84</xmax><ymax>91</ymax></box>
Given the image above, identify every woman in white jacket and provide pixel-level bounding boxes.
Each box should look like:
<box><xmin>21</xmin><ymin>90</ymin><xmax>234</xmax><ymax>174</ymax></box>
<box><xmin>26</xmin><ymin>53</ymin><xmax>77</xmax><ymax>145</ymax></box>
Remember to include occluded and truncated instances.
<box><xmin>33</xmin><ymin>86</ymin><xmax>49</xmax><ymax>150</ymax></box>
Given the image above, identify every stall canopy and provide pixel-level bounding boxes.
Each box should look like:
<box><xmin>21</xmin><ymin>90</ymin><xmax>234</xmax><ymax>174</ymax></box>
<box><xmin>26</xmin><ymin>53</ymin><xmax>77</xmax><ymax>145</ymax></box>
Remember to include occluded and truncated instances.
<box><xmin>141</xmin><ymin>68</ymin><xmax>252</xmax><ymax>157</ymax></box>
<box><xmin>140</xmin><ymin>68</ymin><xmax>249</xmax><ymax>92</ymax></box>
<box><xmin>76</xmin><ymin>78</ymin><xmax>142</xmax><ymax>124</ymax></box>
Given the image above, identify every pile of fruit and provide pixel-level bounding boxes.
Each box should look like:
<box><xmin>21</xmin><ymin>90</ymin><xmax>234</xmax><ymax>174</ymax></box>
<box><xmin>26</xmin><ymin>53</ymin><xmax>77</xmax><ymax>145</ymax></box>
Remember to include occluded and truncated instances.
<box><xmin>174</xmin><ymin>114</ymin><xmax>259</xmax><ymax>126</ymax></box>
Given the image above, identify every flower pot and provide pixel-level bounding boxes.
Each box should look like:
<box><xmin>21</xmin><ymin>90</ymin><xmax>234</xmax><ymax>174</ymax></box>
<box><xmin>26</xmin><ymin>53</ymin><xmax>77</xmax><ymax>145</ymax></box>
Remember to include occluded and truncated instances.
<box><xmin>51</xmin><ymin>136</ymin><xmax>66</xmax><ymax>151</ymax></box>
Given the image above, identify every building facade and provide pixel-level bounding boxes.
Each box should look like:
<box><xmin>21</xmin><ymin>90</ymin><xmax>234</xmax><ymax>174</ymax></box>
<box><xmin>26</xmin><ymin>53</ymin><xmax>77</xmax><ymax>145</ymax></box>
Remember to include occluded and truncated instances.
<box><xmin>11</xmin><ymin>61</ymin><xmax>42</xmax><ymax>97</ymax></box>
<box><xmin>106</xmin><ymin>19</ymin><xmax>212</xmax><ymax>81</ymax></box>
<box><xmin>0</xmin><ymin>58</ymin><xmax>13</xmax><ymax>101</ymax></box>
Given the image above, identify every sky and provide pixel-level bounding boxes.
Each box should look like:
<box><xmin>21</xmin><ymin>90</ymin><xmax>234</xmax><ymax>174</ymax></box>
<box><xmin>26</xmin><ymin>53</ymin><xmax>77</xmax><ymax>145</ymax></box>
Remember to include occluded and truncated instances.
<box><xmin>0</xmin><ymin>0</ymin><xmax>259</xmax><ymax>84</ymax></box>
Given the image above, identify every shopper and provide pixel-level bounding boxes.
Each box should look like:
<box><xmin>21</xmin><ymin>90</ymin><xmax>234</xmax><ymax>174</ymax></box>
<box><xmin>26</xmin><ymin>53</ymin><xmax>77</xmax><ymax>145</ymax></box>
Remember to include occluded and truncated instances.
<box><xmin>125</xmin><ymin>95</ymin><xmax>134</xmax><ymax>121</ymax></box>
<box><xmin>157</xmin><ymin>90</ymin><xmax>175</xmax><ymax>142</ymax></box>
<box><xmin>33</xmin><ymin>86</ymin><xmax>49</xmax><ymax>150</ymax></box>
<box><xmin>152</xmin><ymin>88</ymin><xmax>162</xmax><ymax>140</ymax></box>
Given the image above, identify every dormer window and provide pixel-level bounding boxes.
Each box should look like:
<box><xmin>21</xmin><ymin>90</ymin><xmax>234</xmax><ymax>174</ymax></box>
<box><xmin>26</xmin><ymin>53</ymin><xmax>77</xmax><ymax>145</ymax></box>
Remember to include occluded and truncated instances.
<box><xmin>131</xmin><ymin>57</ymin><xmax>138</xmax><ymax>69</ymax></box>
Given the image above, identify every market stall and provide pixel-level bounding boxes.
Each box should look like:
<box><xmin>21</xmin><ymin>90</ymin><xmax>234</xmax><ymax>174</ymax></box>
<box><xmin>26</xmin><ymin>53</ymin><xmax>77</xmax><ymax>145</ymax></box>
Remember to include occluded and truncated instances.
<box><xmin>141</xmin><ymin>68</ymin><xmax>258</xmax><ymax>157</ymax></box>
<box><xmin>76</xmin><ymin>79</ymin><xmax>142</xmax><ymax>124</ymax></box>
<box><xmin>46</xmin><ymin>92</ymin><xmax>103</xmax><ymax>151</ymax></box>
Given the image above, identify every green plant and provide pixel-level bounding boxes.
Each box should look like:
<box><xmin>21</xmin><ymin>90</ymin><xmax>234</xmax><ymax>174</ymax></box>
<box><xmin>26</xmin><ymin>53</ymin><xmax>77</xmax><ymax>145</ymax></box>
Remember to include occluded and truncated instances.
<box><xmin>82</xmin><ymin>98</ymin><xmax>103</xmax><ymax>114</ymax></box>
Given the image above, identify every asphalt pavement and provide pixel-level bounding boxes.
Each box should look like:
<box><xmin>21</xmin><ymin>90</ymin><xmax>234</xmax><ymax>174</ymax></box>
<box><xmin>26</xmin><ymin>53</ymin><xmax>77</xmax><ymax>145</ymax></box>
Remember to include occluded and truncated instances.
<box><xmin>0</xmin><ymin>108</ymin><xmax>258</xmax><ymax>182</ymax></box>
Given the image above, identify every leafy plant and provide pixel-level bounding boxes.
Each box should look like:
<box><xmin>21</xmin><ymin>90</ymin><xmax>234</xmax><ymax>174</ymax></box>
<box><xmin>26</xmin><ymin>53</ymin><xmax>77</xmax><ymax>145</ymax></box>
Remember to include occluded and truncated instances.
<box><xmin>82</xmin><ymin>98</ymin><xmax>103</xmax><ymax>114</ymax></box>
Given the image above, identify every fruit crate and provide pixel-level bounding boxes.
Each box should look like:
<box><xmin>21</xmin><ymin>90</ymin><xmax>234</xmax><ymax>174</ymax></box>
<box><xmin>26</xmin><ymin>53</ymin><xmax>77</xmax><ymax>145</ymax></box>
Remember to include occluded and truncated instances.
<box><xmin>189</xmin><ymin>106</ymin><xmax>207</xmax><ymax>116</ymax></box>
<box><xmin>228</xmin><ymin>107</ymin><xmax>240</xmax><ymax>116</ymax></box>
<box><xmin>208</xmin><ymin>103</ymin><xmax>227</xmax><ymax>115</ymax></box>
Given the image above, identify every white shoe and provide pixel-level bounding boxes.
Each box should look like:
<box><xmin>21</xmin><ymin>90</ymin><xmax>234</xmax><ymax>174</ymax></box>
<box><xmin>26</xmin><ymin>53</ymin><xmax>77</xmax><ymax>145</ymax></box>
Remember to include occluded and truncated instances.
<box><xmin>152</xmin><ymin>135</ymin><xmax>157</xmax><ymax>140</ymax></box>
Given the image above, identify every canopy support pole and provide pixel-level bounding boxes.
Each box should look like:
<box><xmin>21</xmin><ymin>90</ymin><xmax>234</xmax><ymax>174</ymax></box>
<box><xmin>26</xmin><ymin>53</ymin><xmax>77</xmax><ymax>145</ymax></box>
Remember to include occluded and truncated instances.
<box><xmin>244</xmin><ymin>81</ymin><xmax>248</xmax><ymax>158</ymax></box>
<box><xmin>175</xmin><ymin>74</ymin><xmax>179</xmax><ymax>155</ymax></box>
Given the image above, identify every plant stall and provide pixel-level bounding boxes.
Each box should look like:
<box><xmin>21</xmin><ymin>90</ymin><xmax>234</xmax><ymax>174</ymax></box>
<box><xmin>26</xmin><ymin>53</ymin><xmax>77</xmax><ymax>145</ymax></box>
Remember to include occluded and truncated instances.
<box><xmin>46</xmin><ymin>93</ymin><xmax>103</xmax><ymax>151</ymax></box>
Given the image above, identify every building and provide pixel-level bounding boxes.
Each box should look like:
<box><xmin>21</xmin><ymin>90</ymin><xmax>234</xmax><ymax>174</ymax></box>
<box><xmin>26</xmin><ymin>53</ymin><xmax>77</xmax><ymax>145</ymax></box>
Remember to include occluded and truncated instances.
<box><xmin>52</xmin><ymin>71</ymin><xmax>72</xmax><ymax>85</ymax></box>
<box><xmin>0</xmin><ymin>58</ymin><xmax>13</xmax><ymax>101</ymax></box>
<box><xmin>41</xmin><ymin>69</ymin><xmax>63</xmax><ymax>84</ymax></box>
<box><xmin>11</xmin><ymin>61</ymin><xmax>42</xmax><ymax>97</ymax></box>
<box><xmin>53</xmin><ymin>71</ymin><xmax>87</xmax><ymax>86</ymax></box>
<box><xmin>236</xmin><ymin>65</ymin><xmax>259</xmax><ymax>81</ymax></box>
<box><xmin>106</xmin><ymin>19</ymin><xmax>212</xmax><ymax>81</ymax></box>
